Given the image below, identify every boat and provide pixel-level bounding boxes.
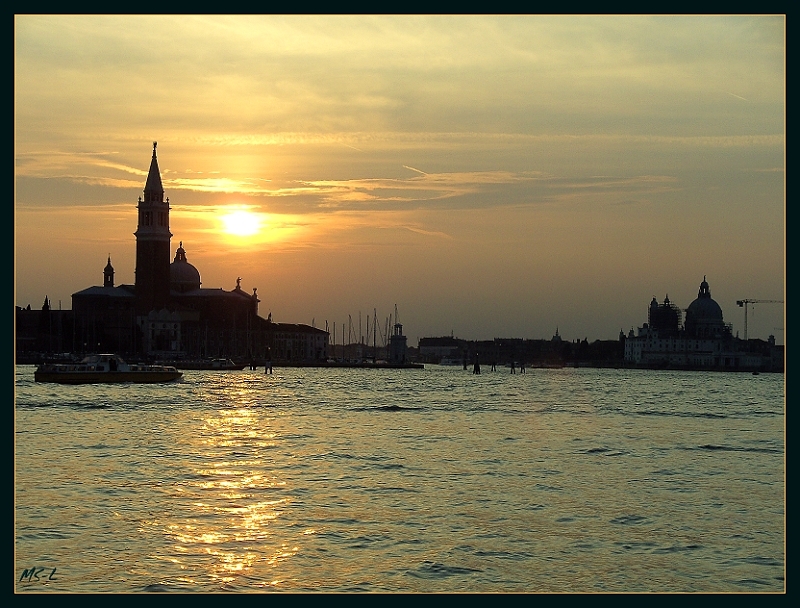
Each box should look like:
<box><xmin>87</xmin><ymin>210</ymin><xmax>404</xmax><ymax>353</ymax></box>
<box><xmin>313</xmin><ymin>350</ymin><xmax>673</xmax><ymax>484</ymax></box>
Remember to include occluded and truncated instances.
<box><xmin>171</xmin><ymin>358</ymin><xmax>246</xmax><ymax>371</ymax></box>
<box><xmin>34</xmin><ymin>354</ymin><xmax>183</xmax><ymax>384</ymax></box>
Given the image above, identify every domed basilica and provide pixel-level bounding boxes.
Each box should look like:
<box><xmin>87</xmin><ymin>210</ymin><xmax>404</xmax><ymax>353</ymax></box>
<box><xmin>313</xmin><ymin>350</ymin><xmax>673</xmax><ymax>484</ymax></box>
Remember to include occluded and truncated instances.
<box><xmin>624</xmin><ymin>277</ymin><xmax>778</xmax><ymax>370</ymax></box>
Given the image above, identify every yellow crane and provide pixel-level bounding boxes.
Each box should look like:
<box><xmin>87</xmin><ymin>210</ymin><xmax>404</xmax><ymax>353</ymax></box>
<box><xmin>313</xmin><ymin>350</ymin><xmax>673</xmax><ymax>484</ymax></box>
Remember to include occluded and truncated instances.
<box><xmin>736</xmin><ymin>299</ymin><xmax>784</xmax><ymax>341</ymax></box>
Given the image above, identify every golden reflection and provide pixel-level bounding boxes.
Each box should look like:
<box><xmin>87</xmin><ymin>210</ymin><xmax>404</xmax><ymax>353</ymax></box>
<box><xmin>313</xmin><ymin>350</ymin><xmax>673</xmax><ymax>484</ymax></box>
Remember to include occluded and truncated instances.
<box><xmin>152</xmin><ymin>404</ymin><xmax>300</xmax><ymax>588</ymax></box>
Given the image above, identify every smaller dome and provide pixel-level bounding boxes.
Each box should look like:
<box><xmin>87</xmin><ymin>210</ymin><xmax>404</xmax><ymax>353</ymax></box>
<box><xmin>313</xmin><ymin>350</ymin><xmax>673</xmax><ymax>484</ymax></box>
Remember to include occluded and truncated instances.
<box><xmin>170</xmin><ymin>242</ymin><xmax>201</xmax><ymax>293</ymax></box>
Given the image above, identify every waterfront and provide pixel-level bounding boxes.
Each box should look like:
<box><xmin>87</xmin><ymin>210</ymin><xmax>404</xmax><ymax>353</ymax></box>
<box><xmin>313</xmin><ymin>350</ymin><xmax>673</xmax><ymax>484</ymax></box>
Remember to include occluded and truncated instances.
<box><xmin>15</xmin><ymin>365</ymin><xmax>784</xmax><ymax>593</ymax></box>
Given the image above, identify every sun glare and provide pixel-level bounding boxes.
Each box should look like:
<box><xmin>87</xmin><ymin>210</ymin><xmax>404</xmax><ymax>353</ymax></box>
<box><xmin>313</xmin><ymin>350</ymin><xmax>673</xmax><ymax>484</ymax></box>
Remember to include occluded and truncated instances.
<box><xmin>221</xmin><ymin>210</ymin><xmax>261</xmax><ymax>237</ymax></box>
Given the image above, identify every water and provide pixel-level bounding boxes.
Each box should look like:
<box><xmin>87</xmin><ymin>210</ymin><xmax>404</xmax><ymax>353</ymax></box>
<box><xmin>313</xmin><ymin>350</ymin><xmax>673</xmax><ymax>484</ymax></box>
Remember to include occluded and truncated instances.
<box><xmin>15</xmin><ymin>365</ymin><xmax>785</xmax><ymax>593</ymax></box>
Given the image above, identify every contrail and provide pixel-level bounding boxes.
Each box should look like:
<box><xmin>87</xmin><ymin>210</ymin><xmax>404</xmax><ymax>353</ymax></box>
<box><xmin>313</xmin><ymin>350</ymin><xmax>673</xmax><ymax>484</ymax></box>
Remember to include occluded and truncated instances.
<box><xmin>727</xmin><ymin>92</ymin><xmax>750</xmax><ymax>102</ymax></box>
<box><xmin>403</xmin><ymin>165</ymin><xmax>428</xmax><ymax>176</ymax></box>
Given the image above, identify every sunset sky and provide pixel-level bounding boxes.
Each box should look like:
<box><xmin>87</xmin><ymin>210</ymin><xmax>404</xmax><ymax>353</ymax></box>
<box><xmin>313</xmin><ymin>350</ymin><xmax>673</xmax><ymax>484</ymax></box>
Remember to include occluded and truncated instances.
<box><xmin>14</xmin><ymin>15</ymin><xmax>785</xmax><ymax>344</ymax></box>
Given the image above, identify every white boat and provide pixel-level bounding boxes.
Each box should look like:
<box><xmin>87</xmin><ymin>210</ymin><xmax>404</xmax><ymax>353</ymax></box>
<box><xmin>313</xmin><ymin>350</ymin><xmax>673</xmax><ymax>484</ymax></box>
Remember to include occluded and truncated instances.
<box><xmin>34</xmin><ymin>354</ymin><xmax>182</xmax><ymax>384</ymax></box>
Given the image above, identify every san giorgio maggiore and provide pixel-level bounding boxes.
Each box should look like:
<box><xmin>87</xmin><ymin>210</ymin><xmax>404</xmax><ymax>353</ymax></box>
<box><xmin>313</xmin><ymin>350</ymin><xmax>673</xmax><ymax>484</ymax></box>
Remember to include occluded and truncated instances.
<box><xmin>623</xmin><ymin>278</ymin><xmax>782</xmax><ymax>371</ymax></box>
<box><xmin>62</xmin><ymin>143</ymin><xmax>330</xmax><ymax>363</ymax></box>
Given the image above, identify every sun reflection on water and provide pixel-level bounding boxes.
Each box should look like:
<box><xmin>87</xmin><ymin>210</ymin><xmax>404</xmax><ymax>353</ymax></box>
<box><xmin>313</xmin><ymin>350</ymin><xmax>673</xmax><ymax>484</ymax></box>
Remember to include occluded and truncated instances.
<box><xmin>150</xmin><ymin>398</ymin><xmax>299</xmax><ymax>588</ymax></box>
<box><xmin>17</xmin><ymin>367</ymin><xmax>786</xmax><ymax>592</ymax></box>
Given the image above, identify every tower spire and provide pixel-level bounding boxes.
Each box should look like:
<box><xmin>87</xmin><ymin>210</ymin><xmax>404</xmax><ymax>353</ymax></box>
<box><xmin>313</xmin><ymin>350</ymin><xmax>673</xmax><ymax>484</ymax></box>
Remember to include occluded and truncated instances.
<box><xmin>144</xmin><ymin>141</ymin><xmax>164</xmax><ymax>203</ymax></box>
<box><xmin>104</xmin><ymin>255</ymin><xmax>114</xmax><ymax>288</ymax></box>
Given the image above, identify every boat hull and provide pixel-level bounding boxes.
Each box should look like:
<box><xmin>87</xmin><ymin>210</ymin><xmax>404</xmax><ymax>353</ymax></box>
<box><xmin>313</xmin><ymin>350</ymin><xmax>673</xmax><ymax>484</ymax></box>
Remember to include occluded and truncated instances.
<box><xmin>34</xmin><ymin>354</ymin><xmax>183</xmax><ymax>384</ymax></box>
<box><xmin>34</xmin><ymin>370</ymin><xmax>183</xmax><ymax>384</ymax></box>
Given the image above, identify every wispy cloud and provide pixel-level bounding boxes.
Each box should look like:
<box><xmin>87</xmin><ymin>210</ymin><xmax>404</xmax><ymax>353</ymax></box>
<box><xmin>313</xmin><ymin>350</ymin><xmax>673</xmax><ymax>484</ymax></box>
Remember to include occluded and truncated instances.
<box><xmin>727</xmin><ymin>91</ymin><xmax>750</xmax><ymax>102</ymax></box>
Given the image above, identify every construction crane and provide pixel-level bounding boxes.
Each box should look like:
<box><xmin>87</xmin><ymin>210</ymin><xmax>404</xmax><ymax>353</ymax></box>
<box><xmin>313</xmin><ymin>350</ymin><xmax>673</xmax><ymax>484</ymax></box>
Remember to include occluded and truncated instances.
<box><xmin>736</xmin><ymin>299</ymin><xmax>784</xmax><ymax>341</ymax></box>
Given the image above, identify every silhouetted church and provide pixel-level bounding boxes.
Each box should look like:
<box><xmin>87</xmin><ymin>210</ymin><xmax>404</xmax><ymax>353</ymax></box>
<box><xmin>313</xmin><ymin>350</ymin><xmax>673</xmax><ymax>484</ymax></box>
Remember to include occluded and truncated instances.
<box><xmin>70</xmin><ymin>142</ymin><xmax>328</xmax><ymax>362</ymax></box>
<box><xmin>623</xmin><ymin>277</ymin><xmax>780</xmax><ymax>371</ymax></box>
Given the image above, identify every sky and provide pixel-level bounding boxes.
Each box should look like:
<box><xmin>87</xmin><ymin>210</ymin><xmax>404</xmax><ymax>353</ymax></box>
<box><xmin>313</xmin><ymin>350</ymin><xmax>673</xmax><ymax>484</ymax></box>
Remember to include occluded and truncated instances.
<box><xmin>14</xmin><ymin>15</ymin><xmax>785</xmax><ymax>345</ymax></box>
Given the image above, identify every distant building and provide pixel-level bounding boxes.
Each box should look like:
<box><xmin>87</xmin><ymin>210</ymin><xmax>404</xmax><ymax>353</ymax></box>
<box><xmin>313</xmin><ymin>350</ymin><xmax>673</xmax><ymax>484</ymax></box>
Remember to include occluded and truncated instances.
<box><xmin>624</xmin><ymin>277</ymin><xmax>782</xmax><ymax>371</ymax></box>
<box><xmin>267</xmin><ymin>321</ymin><xmax>329</xmax><ymax>362</ymax></box>
<box><xmin>418</xmin><ymin>336</ymin><xmax>467</xmax><ymax>362</ymax></box>
<box><xmin>15</xmin><ymin>297</ymin><xmax>74</xmax><ymax>360</ymax></box>
<box><xmin>42</xmin><ymin>142</ymin><xmax>328</xmax><ymax>362</ymax></box>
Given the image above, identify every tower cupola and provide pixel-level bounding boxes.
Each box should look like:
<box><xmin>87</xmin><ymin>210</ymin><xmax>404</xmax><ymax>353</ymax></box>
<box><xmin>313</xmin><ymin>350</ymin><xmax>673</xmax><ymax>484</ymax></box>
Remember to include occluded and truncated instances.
<box><xmin>104</xmin><ymin>255</ymin><xmax>114</xmax><ymax>288</ymax></box>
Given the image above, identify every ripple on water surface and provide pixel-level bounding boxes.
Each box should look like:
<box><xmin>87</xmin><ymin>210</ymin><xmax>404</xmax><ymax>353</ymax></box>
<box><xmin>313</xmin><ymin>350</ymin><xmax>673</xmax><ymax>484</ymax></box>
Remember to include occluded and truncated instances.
<box><xmin>15</xmin><ymin>366</ymin><xmax>784</xmax><ymax>592</ymax></box>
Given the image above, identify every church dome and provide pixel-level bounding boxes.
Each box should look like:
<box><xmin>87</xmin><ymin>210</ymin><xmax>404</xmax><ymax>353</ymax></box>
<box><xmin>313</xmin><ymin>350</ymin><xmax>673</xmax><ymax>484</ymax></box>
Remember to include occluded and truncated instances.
<box><xmin>686</xmin><ymin>277</ymin><xmax>723</xmax><ymax>321</ymax></box>
<box><xmin>170</xmin><ymin>242</ymin><xmax>201</xmax><ymax>293</ymax></box>
<box><xmin>684</xmin><ymin>277</ymin><xmax>726</xmax><ymax>338</ymax></box>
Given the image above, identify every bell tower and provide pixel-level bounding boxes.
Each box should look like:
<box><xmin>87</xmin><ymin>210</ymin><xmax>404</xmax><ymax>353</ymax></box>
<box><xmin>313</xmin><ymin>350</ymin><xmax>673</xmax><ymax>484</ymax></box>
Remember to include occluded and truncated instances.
<box><xmin>134</xmin><ymin>142</ymin><xmax>172</xmax><ymax>313</ymax></box>
<box><xmin>104</xmin><ymin>255</ymin><xmax>114</xmax><ymax>288</ymax></box>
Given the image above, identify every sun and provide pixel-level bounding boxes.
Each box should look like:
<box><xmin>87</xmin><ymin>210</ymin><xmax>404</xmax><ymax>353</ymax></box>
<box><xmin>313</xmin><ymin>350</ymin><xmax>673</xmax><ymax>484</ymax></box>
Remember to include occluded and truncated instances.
<box><xmin>221</xmin><ymin>210</ymin><xmax>261</xmax><ymax>237</ymax></box>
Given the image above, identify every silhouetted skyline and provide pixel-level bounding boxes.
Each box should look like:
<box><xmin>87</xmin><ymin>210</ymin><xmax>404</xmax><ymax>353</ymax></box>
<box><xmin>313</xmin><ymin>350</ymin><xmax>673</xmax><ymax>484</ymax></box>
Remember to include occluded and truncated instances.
<box><xmin>15</xmin><ymin>15</ymin><xmax>785</xmax><ymax>342</ymax></box>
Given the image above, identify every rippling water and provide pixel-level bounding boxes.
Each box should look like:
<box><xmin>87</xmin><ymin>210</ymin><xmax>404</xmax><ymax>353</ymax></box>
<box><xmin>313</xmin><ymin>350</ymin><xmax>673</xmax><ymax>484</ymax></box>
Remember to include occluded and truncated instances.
<box><xmin>15</xmin><ymin>365</ymin><xmax>785</xmax><ymax>593</ymax></box>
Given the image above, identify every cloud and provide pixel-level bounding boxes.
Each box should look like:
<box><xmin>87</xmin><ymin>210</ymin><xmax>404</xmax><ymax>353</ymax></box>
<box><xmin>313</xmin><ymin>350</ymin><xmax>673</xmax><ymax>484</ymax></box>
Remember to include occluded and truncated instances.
<box><xmin>297</xmin><ymin>170</ymin><xmax>537</xmax><ymax>209</ymax></box>
<box><xmin>15</xmin><ymin>16</ymin><xmax>784</xmax><ymax>146</ymax></box>
<box><xmin>727</xmin><ymin>92</ymin><xmax>750</xmax><ymax>102</ymax></box>
<box><xmin>402</xmin><ymin>165</ymin><xmax>427</xmax><ymax>176</ymax></box>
